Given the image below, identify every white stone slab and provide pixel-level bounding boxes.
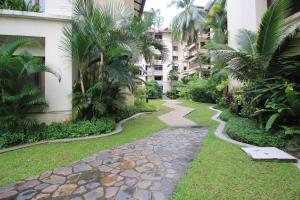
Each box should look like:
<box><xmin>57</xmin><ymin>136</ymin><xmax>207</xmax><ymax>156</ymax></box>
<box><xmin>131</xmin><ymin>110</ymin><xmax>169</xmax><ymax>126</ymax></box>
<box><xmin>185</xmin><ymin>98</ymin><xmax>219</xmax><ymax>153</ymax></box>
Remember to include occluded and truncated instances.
<box><xmin>241</xmin><ymin>147</ymin><xmax>298</xmax><ymax>163</ymax></box>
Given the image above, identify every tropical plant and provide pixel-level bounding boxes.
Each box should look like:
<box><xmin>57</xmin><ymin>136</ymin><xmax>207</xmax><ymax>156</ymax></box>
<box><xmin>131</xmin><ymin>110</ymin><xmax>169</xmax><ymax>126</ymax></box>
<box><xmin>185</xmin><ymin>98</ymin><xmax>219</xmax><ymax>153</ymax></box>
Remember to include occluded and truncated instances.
<box><xmin>145</xmin><ymin>81</ymin><xmax>162</xmax><ymax>99</ymax></box>
<box><xmin>210</xmin><ymin>0</ymin><xmax>300</xmax><ymax>82</ymax></box>
<box><xmin>205</xmin><ymin>0</ymin><xmax>227</xmax><ymax>44</ymax></box>
<box><xmin>209</xmin><ymin>0</ymin><xmax>300</xmax><ymax>130</ymax></box>
<box><xmin>0</xmin><ymin>0</ymin><xmax>39</xmax><ymax>12</ymax></box>
<box><xmin>62</xmin><ymin>0</ymin><xmax>167</xmax><ymax>120</ymax></box>
<box><xmin>169</xmin><ymin>0</ymin><xmax>206</xmax><ymax>43</ymax></box>
<box><xmin>0</xmin><ymin>39</ymin><xmax>59</xmax><ymax>128</ymax></box>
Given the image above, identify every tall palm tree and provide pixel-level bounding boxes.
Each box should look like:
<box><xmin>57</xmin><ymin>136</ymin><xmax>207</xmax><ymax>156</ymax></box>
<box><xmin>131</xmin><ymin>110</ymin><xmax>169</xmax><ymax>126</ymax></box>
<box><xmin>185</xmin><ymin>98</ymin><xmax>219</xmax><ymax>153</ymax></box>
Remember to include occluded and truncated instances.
<box><xmin>169</xmin><ymin>0</ymin><xmax>206</xmax><ymax>43</ymax></box>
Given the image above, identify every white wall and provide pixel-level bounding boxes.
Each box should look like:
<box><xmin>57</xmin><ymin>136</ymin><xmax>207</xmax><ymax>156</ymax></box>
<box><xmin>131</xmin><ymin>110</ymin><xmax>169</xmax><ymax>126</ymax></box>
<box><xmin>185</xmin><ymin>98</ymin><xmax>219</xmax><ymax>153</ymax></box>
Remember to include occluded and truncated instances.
<box><xmin>227</xmin><ymin>0</ymin><xmax>267</xmax><ymax>89</ymax></box>
<box><xmin>227</xmin><ymin>0</ymin><xmax>267</xmax><ymax>49</ymax></box>
<box><xmin>44</xmin><ymin>0</ymin><xmax>72</xmax><ymax>16</ymax></box>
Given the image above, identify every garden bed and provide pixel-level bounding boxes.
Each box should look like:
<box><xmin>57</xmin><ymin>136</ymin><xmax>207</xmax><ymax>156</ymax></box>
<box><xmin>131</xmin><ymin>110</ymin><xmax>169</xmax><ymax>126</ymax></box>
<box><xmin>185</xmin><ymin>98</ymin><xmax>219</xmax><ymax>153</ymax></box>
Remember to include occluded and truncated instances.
<box><xmin>0</xmin><ymin>102</ymin><xmax>158</xmax><ymax>149</ymax></box>
<box><xmin>220</xmin><ymin>109</ymin><xmax>300</xmax><ymax>159</ymax></box>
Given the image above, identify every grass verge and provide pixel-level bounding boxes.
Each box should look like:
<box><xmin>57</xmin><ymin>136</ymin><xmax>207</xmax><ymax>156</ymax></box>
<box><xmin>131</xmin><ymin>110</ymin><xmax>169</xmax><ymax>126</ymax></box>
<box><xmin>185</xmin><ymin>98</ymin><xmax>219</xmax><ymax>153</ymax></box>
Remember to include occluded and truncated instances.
<box><xmin>0</xmin><ymin>100</ymin><xmax>169</xmax><ymax>186</ymax></box>
<box><xmin>173</xmin><ymin>100</ymin><xmax>300</xmax><ymax>200</ymax></box>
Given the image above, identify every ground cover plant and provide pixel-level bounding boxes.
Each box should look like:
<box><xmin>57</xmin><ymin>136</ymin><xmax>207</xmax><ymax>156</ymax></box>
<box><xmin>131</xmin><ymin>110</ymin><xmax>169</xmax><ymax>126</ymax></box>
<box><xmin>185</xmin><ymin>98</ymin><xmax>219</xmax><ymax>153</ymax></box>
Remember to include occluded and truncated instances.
<box><xmin>173</xmin><ymin>100</ymin><xmax>300</xmax><ymax>200</ymax></box>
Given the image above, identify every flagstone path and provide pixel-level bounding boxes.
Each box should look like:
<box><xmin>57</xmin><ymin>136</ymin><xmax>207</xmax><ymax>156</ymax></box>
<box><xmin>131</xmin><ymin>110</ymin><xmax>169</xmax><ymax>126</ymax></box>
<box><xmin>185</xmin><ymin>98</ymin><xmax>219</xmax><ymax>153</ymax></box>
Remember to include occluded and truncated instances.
<box><xmin>0</xmin><ymin>101</ymin><xmax>207</xmax><ymax>200</ymax></box>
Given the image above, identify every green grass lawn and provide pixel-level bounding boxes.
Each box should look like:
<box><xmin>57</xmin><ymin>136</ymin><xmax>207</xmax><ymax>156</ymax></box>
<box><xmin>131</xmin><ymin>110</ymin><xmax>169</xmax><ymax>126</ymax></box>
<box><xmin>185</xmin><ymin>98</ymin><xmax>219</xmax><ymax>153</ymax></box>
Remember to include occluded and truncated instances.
<box><xmin>173</xmin><ymin>100</ymin><xmax>300</xmax><ymax>200</ymax></box>
<box><xmin>0</xmin><ymin>100</ymin><xmax>170</xmax><ymax>186</ymax></box>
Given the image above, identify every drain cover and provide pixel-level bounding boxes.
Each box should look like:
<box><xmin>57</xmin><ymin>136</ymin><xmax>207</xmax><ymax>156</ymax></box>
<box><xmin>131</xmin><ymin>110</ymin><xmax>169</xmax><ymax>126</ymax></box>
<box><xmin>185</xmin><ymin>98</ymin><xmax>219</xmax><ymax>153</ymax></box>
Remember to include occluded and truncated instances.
<box><xmin>241</xmin><ymin>147</ymin><xmax>298</xmax><ymax>163</ymax></box>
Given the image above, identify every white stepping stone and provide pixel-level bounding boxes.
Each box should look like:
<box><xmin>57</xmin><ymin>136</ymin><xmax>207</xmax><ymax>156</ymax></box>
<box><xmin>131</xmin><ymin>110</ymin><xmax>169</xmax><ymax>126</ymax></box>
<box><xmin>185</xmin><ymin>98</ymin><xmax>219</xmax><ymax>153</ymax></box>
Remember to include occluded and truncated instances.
<box><xmin>241</xmin><ymin>147</ymin><xmax>298</xmax><ymax>163</ymax></box>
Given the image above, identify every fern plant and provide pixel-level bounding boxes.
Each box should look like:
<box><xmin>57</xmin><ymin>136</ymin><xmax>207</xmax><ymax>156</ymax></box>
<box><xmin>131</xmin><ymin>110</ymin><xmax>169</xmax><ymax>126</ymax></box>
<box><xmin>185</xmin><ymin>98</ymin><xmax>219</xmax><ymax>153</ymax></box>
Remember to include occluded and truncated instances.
<box><xmin>0</xmin><ymin>39</ymin><xmax>59</xmax><ymax>128</ymax></box>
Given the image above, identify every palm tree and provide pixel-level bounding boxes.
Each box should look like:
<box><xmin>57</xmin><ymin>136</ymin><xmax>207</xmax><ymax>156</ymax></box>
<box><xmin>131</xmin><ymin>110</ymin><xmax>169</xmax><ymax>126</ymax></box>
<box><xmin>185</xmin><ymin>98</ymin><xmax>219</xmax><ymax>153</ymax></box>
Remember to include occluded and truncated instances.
<box><xmin>62</xmin><ymin>0</ymin><xmax>168</xmax><ymax>120</ymax></box>
<box><xmin>169</xmin><ymin>0</ymin><xmax>206</xmax><ymax>43</ymax></box>
<box><xmin>210</xmin><ymin>0</ymin><xmax>300</xmax><ymax>82</ymax></box>
<box><xmin>0</xmin><ymin>39</ymin><xmax>59</xmax><ymax>128</ymax></box>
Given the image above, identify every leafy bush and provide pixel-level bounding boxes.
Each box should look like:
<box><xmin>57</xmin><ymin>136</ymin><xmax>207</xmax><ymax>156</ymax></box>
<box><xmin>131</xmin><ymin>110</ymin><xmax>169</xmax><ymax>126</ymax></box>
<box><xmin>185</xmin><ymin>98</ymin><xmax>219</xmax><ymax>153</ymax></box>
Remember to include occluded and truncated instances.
<box><xmin>146</xmin><ymin>81</ymin><xmax>162</xmax><ymax>99</ymax></box>
<box><xmin>0</xmin><ymin>118</ymin><xmax>116</xmax><ymax>148</ymax></box>
<box><xmin>178</xmin><ymin>77</ymin><xmax>221</xmax><ymax>103</ymax></box>
<box><xmin>166</xmin><ymin>81</ymin><xmax>180</xmax><ymax>99</ymax></box>
<box><xmin>219</xmin><ymin>109</ymin><xmax>236</xmax><ymax>121</ymax></box>
<box><xmin>0</xmin><ymin>0</ymin><xmax>40</xmax><ymax>12</ymax></box>
<box><xmin>224</xmin><ymin>117</ymin><xmax>284</xmax><ymax>147</ymax></box>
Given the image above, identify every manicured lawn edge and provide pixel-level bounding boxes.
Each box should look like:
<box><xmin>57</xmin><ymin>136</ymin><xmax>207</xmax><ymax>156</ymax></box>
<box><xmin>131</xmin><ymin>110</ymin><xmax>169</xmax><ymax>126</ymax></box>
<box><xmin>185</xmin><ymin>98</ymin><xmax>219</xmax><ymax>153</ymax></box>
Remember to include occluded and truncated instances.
<box><xmin>0</xmin><ymin>112</ymin><xmax>151</xmax><ymax>154</ymax></box>
<box><xmin>173</xmin><ymin>100</ymin><xmax>300</xmax><ymax>200</ymax></box>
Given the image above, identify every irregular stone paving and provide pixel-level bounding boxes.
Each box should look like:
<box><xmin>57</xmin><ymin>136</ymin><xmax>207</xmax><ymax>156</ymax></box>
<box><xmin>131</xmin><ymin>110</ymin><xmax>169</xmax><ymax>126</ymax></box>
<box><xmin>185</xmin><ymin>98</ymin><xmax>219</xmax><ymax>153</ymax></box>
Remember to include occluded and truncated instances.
<box><xmin>0</xmin><ymin>127</ymin><xmax>207</xmax><ymax>200</ymax></box>
<box><xmin>158</xmin><ymin>101</ymin><xmax>197</xmax><ymax>127</ymax></box>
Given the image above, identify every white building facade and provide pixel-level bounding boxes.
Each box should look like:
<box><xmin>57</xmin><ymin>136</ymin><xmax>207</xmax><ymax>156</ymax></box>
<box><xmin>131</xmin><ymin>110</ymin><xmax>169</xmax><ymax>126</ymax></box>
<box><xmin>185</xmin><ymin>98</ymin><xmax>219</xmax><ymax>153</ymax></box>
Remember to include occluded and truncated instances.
<box><xmin>0</xmin><ymin>0</ymin><xmax>146</xmax><ymax>123</ymax></box>
<box><xmin>138</xmin><ymin>29</ymin><xmax>186</xmax><ymax>93</ymax></box>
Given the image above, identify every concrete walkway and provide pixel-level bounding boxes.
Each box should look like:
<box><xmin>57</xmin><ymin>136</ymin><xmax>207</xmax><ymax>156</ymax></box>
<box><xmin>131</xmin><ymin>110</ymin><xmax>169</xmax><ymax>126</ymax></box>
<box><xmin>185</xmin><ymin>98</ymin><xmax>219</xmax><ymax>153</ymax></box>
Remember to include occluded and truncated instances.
<box><xmin>158</xmin><ymin>100</ymin><xmax>198</xmax><ymax>127</ymax></box>
<box><xmin>0</xmin><ymin>101</ymin><xmax>207</xmax><ymax>200</ymax></box>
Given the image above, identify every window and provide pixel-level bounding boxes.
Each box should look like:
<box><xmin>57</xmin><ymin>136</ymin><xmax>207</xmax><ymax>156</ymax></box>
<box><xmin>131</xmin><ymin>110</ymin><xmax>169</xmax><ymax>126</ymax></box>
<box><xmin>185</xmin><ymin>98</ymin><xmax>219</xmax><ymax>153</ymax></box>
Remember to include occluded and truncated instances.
<box><xmin>154</xmin><ymin>65</ymin><xmax>163</xmax><ymax>71</ymax></box>
<box><xmin>173</xmin><ymin>46</ymin><xmax>178</xmax><ymax>51</ymax></box>
<box><xmin>154</xmin><ymin>76</ymin><xmax>163</xmax><ymax>81</ymax></box>
<box><xmin>184</xmin><ymin>67</ymin><xmax>187</xmax><ymax>71</ymax></box>
<box><xmin>173</xmin><ymin>56</ymin><xmax>178</xmax><ymax>61</ymax></box>
<box><xmin>200</xmin><ymin>42</ymin><xmax>206</xmax><ymax>47</ymax></box>
<box><xmin>155</xmin><ymin>33</ymin><xmax>163</xmax><ymax>39</ymax></box>
<box><xmin>26</xmin><ymin>57</ymin><xmax>45</xmax><ymax>96</ymax></box>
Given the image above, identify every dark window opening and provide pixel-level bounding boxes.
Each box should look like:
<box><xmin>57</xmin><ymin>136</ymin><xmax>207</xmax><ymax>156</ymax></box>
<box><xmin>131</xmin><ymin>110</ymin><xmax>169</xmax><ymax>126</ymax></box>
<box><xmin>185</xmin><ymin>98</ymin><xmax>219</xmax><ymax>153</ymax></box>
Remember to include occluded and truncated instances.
<box><xmin>173</xmin><ymin>46</ymin><xmax>178</xmax><ymax>51</ymax></box>
<box><xmin>154</xmin><ymin>65</ymin><xmax>163</xmax><ymax>70</ymax></box>
<box><xmin>173</xmin><ymin>56</ymin><xmax>178</xmax><ymax>61</ymax></box>
<box><xmin>155</xmin><ymin>33</ymin><xmax>163</xmax><ymax>39</ymax></box>
<box><xmin>154</xmin><ymin>76</ymin><xmax>163</xmax><ymax>81</ymax></box>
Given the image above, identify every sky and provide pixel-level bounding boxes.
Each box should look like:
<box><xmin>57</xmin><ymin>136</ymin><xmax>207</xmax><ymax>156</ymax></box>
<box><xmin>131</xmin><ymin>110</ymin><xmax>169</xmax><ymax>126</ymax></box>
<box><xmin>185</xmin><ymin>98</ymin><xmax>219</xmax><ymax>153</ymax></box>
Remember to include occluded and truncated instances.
<box><xmin>144</xmin><ymin>0</ymin><xmax>210</xmax><ymax>28</ymax></box>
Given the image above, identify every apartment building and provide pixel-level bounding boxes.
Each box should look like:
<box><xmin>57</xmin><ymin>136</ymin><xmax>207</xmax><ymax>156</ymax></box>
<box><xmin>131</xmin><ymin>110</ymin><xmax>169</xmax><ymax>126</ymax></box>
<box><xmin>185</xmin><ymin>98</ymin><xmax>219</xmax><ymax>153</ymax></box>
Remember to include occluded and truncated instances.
<box><xmin>138</xmin><ymin>28</ymin><xmax>186</xmax><ymax>93</ymax></box>
<box><xmin>182</xmin><ymin>32</ymin><xmax>210</xmax><ymax>77</ymax></box>
<box><xmin>0</xmin><ymin>0</ymin><xmax>146</xmax><ymax>123</ymax></box>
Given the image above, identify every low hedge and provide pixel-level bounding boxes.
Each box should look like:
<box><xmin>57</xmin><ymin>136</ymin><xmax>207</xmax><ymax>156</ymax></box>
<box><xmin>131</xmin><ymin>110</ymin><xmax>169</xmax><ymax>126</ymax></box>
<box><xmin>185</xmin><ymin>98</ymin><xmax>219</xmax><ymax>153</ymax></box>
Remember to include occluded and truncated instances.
<box><xmin>219</xmin><ymin>109</ymin><xmax>236</xmax><ymax>121</ymax></box>
<box><xmin>0</xmin><ymin>118</ymin><xmax>116</xmax><ymax>148</ymax></box>
<box><xmin>224</xmin><ymin>117</ymin><xmax>284</xmax><ymax>148</ymax></box>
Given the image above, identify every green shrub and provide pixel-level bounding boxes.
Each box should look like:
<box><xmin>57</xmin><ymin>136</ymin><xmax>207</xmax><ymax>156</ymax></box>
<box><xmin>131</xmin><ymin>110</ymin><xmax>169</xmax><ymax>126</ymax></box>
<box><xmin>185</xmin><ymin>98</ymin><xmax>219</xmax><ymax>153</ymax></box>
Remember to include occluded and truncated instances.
<box><xmin>0</xmin><ymin>118</ymin><xmax>116</xmax><ymax>148</ymax></box>
<box><xmin>146</xmin><ymin>81</ymin><xmax>162</xmax><ymax>99</ymax></box>
<box><xmin>219</xmin><ymin>109</ymin><xmax>236</xmax><ymax>121</ymax></box>
<box><xmin>224</xmin><ymin>117</ymin><xmax>284</xmax><ymax>147</ymax></box>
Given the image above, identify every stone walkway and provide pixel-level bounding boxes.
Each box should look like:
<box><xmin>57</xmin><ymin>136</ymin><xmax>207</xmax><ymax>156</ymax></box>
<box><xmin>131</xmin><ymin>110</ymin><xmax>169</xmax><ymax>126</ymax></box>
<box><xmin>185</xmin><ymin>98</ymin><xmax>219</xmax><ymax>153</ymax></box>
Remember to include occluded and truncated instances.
<box><xmin>0</xmin><ymin>101</ymin><xmax>207</xmax><ymax>200</ymax></box>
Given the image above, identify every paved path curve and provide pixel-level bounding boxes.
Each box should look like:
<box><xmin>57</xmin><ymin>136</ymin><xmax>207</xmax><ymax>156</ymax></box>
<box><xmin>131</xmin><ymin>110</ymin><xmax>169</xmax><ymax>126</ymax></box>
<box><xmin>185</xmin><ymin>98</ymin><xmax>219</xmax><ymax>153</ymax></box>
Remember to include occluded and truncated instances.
<box><xmin>158</xmin><ymin>100</ymin><xmax>197</xmax><ymax>127</ymax></box>
<box><xmin>0</xmin><ymin>101</ymin><xmax>207</xmax><ymax>200</ymax></box>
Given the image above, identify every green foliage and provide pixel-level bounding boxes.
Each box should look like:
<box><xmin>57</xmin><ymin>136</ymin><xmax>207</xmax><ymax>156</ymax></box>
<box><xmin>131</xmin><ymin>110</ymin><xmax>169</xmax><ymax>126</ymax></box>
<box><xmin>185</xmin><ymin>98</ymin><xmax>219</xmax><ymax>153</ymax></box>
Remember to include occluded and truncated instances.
<box><xmin>219</xmin><ymin>109</ymin><xmax>236</xmax><ymax>121</ymax></box>
<box><xmin>169</xmin><ymin>0</ymin><xmax>206</xmax><ymax>42</ymax></box>
<box><xmin>0</xmin><ymin>0</ymin><xmax>40</xmax><ymax>12</ymax></box>
<box><xmin>0</xmin><ymin>39</ymin><xmax>59</xmax><ymax>128</ymax></box>
<box><xmin>0</xmin><ymin>118</ymin><xmax>116</xmax><ymax>148</ymax></box>
<box><xmin>145</xmin><ymin>81</ymin><xmax>162</xmax><ymax>99</ymax></box>
<box><xmin>178</xmin><ymin>76</ymin><xmax>221</xmax><ymax>103</ymax></box>
<box><xmin>63</xmin><ymin>0</ymin><xmax>167</xmax><ymax>120</ymax></box>
<box><xmin>224</xmin><ymin>117</ymin><xmax>284</xmax><ymax>147</ymax></box>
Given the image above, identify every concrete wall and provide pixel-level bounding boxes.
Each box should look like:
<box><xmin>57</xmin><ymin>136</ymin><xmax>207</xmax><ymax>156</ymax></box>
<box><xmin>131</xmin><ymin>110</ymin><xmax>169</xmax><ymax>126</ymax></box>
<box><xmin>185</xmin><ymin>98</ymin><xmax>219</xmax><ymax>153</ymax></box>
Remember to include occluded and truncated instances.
<box><xmin>227</xmin><ymin>0</ymin><xmax>267</xmax><ymax>89</ymax></box>
<box><xmin>0</xmin><ymin>11</ymin><xmax>73</xmax><ymax>123</ymax></box>
<box><xmin>227</xmin><ymin>0</ymin><xmax>267</xmax><ymax>49</ymax></box>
